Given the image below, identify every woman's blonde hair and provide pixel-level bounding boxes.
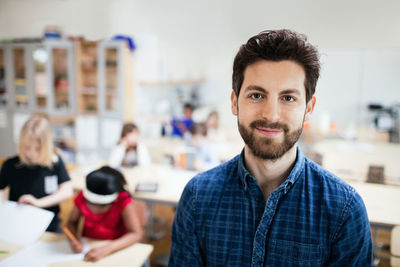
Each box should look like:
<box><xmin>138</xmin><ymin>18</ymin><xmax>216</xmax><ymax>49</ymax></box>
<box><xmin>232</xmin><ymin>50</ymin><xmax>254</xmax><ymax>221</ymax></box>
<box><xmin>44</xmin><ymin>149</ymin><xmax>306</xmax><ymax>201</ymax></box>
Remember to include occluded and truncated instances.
<box><xmin>18</xmin><ymin>113</ymin><xmax>54</xmax><ymax>168</ymax></box>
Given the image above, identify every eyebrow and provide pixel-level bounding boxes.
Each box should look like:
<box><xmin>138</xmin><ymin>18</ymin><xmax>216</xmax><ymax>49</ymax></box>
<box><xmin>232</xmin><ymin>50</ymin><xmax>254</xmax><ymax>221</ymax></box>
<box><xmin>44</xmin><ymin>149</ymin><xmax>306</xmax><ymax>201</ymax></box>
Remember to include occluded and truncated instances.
<box><xmin>279</xmin><ymin>89</ymin><xmax>302</xmax><ymax>96</ymax></box>
<box><xmin>244</xmin><ymin>86</ymin><xmax>302</xmax><ymax>96</ymax></box>
<box><xmin>243</xmin><ymin>85</ymin><xmax>266</xmax><ymax>93</ymax></box>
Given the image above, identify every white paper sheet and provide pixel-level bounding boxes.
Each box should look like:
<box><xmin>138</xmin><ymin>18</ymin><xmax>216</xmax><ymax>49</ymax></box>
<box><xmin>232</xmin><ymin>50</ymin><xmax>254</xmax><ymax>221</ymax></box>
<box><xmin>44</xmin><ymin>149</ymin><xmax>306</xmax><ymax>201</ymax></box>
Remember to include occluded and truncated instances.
<box><xmin>0</xmin><ymin>201</ymin><xmax>54</xmax><ymax>245</ymax></box>
<box><xmin>0</xmin><ymin>239</ymin><xmax>90</xmax><ymax>267</ymax></box>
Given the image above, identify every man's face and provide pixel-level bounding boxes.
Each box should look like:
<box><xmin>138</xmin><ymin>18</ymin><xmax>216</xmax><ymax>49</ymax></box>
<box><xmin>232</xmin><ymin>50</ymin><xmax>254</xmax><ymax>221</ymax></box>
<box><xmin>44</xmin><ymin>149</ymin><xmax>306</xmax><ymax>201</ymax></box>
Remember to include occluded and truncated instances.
<box><xmin>231</xmin><ymin>60</ymin><xmax>315</xmax><ymax>160</ymax></box>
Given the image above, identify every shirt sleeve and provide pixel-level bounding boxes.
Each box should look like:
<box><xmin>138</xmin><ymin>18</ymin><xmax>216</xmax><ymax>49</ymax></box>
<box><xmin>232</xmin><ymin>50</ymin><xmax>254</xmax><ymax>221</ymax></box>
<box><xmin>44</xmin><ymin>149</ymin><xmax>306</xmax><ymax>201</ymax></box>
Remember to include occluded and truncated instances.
<box><xmin>169</xmin><ymin>179</ymin><xmax>204</xmax><ymax>266</ymax></box>
<box><xmin>0</xmin><ymin>159</ymin><xmax>12</xmax><ymax>190</ymax></box>
<box><xmin>74</xmin><ymin>191</ymin><xmax>85</xmax><ymax>210</ymax></box>
<box><xmin>119</xmin><ymin>191</ymin><xmax>133</xmax><ymax>209</ymax></box>
<box><xmin>54</xmin><ymin>155</ymin><xmax>71</xmax><ymax>184</ymax></box>
<box><xmin>328</xmin><ymin>191</ymin><xmax>373</xmax><ymax>266</ymax></box>
<box><xmin>137</xmin><ymin>144</ymin><xmax>151</xmax><ymax>166</ymax></box>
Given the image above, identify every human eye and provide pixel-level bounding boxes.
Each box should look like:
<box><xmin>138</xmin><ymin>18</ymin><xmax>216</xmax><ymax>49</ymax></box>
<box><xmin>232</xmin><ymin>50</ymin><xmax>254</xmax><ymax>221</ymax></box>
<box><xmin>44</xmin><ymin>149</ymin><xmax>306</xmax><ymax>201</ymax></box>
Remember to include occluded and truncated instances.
<box><xmin>282</xmin><ymin>95</ymin><xmax>295</xmax><ymax>102</ymax></box>
<box><xmin>249</xmin><ymin>93</ymin><xmax>263</xmax><ymax>100</ymax></box>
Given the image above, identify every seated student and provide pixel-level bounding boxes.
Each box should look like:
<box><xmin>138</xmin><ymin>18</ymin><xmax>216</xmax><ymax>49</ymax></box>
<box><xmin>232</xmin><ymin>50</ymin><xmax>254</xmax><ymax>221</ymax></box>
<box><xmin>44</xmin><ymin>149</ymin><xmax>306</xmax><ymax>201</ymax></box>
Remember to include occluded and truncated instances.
<box><xmin>108</xmin><ymin>123</ymin><xmax>151</xmax><ymax>169</ymax></box>
<box><xmin>171</xmin><ymin>103</ymin><xmax>195</xmax><ymax>138</ymax></box>
<box><xmin>187</xmin><ymin>123</ymin><xmax>220</xmax><ymax>172</ymax></box>
<box><xmin>0</xmin><ymin>113</ymin><xmax>73</xmax><ymax>233</ymax></box>
<box><xmin>205</xmin><ymin>110</ymin><xmax>225</xmax><ymax>143</ymax></box>
<box><xmin>66</xmin><ymin>166</ymin><xmax>143</xmax><ymax>262</ymax></box>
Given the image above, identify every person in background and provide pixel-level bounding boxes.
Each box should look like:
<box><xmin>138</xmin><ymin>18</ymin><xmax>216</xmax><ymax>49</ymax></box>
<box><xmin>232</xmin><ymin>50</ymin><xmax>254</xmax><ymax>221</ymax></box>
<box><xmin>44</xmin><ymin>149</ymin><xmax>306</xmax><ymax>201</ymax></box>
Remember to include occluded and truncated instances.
<box><xmin>171</xmin><ymin>103</ymin><xmax>195</xmax><ymax>138</ymax></box>
<box><xmin>169</xmin><ymin>29</ymin><xmax>372</xmax><ymax>266</ymax></box>
<box><xmin>108</xmin><ymin>122</ymin><xmax>150</xmax><ymax>228</ymax></box>
<box><xmin>205</xmin><ymin>110</ymin><xmax>225</xmax><ymax>142</ymax></box>
<box><xmin>0</xmin><ymin>113</ymin><xmax>73</xmax><ymax>233</ymax></box>
<box><xmin>66</xmin><ymin>166</ymin><xmax>143</xmax><ymax>262</ymax></box>
<box><xmin>187</xmin><ymin>123</ymin><xmax>220</xmax><ymax>172</ymax></box>
<box><xmin>108</xmin><ymin>123</ymin><xmax>151</xmax><ymax>169</ymax></box>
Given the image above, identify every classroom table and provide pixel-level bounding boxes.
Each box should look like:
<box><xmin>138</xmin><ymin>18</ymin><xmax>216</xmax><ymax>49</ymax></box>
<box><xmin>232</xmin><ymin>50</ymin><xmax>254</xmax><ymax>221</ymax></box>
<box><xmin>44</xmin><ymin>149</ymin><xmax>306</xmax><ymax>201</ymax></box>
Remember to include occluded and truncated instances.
<box><xmin>311</xmin><ymin>139</ymin><xmax>400</xmax><ymax>185</ymax></box>
<box><xmin>0</xmin><ymin>232</ymin><xmax>153</xmax><ymax>267</ymax></box>
<box><xmin>349</xmin><ymin>182</ymin><xmax>400</xmax><ymax>227</ymax></box>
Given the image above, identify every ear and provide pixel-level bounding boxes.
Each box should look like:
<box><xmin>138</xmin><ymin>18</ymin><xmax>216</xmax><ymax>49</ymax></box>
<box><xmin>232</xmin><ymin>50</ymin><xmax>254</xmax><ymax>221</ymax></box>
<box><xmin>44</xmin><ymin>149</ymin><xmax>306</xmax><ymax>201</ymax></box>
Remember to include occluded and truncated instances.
<box><xmin>231</xmin><ymin>91</ymin><xmax>238</xmax><ymax>116</ymax></box>
<box><xmin>304</xmin><ymin>95</ymin><xmax>316</xmax><ymax>123</ymax></box>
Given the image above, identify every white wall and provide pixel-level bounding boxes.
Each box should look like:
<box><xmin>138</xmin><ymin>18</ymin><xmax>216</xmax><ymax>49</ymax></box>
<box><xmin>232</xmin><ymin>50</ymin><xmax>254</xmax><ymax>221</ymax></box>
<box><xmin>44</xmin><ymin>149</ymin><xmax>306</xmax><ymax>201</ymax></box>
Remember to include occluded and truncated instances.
<box><xmin>1</xmin><ymin>0</ymin><xmax>400</xmax><ymax>129</ymax></box>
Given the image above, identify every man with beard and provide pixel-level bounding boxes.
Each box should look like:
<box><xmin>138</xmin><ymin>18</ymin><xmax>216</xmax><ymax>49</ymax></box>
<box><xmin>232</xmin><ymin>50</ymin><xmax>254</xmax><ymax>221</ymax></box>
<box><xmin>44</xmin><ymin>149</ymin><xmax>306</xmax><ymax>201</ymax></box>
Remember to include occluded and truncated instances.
<box><xmin>169</xmin><ymin>29</ymin><xmax>372</xmax><ymax>266</ymax></box>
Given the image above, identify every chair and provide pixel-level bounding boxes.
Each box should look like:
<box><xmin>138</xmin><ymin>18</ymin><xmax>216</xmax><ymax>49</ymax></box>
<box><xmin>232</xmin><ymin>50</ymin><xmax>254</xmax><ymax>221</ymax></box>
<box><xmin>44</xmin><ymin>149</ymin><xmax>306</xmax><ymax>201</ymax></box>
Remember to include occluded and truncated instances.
<box><xmin>391</xmin><ymin>225</ymin><xmax>400</xmax><ymax>266</ymax></box>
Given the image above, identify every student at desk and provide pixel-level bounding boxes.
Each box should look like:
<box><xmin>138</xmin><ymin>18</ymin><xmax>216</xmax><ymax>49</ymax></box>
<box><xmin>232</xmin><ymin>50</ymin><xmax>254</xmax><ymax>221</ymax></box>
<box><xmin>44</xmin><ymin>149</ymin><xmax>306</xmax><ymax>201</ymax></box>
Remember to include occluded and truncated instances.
<box><xmin>0</xmin><ymin>113</ymin><xmax>73</xmax><ymax>233</ymax></box>
<box><xmin>66</xmin><ymin>166</ymin><xmax>143</xmax><ymax>262</ymax></box>
<box><xmin>187</xmin><ymin>123</ymin><xmax>220</xmax><ymax>172</ymax></box>
<box><xmin>108</xmin><ymin>122</ymin><xmax>150</xmax><ymax>227</ymax></box>
<box><xmin>108</xmin><ymin>123</ymin><xmax>151</xmax><ymax>169</ymax></box>
<box><xmin>171</xmin><ymin>103</ymin><xmax>195</xmax><ymax>138</ymax></box>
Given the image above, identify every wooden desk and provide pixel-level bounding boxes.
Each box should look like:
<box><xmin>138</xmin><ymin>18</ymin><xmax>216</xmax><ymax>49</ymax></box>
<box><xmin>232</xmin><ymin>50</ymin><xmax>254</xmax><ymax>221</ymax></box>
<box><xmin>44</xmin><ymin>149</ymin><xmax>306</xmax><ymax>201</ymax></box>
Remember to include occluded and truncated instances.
<box><xmin>126</xmin><ymin>165</ymin><xmax>197</xmax><ymax>206</ymax></box>
<box><xmin>349</xmin><ymin>182</ymin><xmax>400</xmax><ymax>227</ymax></box>
<box><xmin>312</xmin><ymin>139</ymin><xmax>400</xmax><ymax>185</ymax></box>
<box><xmin>0</xmin><ymin>232</ymin><xmax>153</xmax><ymax>267</ymax></box>
<box><xmin>0</xmin><ymin>240</ymin><xmax>22</xmax><ymax>261</ymax></box>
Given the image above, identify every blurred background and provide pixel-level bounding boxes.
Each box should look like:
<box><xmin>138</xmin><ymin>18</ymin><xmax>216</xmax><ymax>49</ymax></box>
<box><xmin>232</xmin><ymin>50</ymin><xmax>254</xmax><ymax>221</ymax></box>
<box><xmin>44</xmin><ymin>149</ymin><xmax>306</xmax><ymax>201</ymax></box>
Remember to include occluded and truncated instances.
<box><xmin>1</xmin><ymin>0</ymin><xmax>400</xmax><ymax>266</ymax></box>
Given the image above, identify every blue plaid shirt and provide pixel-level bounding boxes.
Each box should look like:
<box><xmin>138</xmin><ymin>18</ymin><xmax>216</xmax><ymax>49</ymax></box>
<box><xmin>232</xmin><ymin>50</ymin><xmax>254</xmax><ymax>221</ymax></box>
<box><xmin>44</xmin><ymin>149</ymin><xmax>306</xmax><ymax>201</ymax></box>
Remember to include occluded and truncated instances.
<box><xmin>169</xmin><ymin>147</ymin><xmax>372</xmax><ymax>266</ymax></box>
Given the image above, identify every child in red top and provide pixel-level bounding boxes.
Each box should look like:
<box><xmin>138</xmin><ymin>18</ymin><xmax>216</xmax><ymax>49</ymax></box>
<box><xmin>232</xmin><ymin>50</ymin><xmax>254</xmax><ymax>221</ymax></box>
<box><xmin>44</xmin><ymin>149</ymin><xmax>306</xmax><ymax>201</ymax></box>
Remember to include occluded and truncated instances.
<box><xmin>66</xmin><ymin>166</ymin><xmax>143</xmax><ymax>262</ymax></box>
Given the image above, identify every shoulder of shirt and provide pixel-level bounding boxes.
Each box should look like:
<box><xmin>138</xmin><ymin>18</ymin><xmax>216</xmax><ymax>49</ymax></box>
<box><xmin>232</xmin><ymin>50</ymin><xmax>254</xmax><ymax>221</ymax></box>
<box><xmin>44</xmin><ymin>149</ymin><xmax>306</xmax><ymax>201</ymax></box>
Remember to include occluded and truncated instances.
<box><xmin>304</xmin><ymin>157</ymin><xmax>361</xmax><ymax>203</ymax></box>
<box><xmin>3</xmin><ymin>155</ymin><xmax>20</xmax><ymax>166</ymax></box>
<box><xmin>186</xmin><ymin>154</ymin><xmax>240</xmax><ymax>192</ymax></box>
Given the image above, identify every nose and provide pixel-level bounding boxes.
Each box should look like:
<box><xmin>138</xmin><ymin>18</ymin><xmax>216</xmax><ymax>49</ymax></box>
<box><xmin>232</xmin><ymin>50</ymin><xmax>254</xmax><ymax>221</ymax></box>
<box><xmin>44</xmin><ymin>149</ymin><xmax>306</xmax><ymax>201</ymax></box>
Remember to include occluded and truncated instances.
<box><xmin>261</xmin><ymin>98</ymin><xmax>280</xmax><ymax>122</ymax></box>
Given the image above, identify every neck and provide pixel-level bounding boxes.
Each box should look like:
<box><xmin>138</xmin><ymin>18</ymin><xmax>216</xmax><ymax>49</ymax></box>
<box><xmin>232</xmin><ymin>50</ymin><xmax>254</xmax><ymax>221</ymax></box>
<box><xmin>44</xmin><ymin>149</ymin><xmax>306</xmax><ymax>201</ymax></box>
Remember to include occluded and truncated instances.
<box><xmin>244</xmin><ymin>144</ymin><xmax>298</xmax><ymax>200</ymax></box>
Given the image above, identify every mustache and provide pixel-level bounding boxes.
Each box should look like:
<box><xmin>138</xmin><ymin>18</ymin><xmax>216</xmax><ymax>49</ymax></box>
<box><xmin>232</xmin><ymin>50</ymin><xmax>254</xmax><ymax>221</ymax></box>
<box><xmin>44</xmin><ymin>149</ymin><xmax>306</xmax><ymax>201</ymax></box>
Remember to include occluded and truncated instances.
<box><xmin>249</xmin><ymin>120</ymin><xmax>289</xmax><ymax>132</ymax></box>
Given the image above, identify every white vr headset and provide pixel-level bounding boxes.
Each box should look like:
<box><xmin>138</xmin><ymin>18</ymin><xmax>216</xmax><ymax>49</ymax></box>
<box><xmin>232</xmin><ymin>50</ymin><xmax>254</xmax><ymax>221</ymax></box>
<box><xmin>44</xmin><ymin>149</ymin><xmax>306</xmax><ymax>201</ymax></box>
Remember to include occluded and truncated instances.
<box><xmin>83</xmin><ymin>188</ymin><xmax>118</xmax><ymax>205</ymax></box>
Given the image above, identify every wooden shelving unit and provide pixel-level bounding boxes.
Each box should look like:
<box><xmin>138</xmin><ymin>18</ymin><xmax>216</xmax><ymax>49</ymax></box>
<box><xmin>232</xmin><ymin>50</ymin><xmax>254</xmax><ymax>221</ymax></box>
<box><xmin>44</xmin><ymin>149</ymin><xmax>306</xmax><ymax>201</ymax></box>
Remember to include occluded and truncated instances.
<box><xmin>0</xmin><ymin>38</ymin><xmax>134</xmax><ymax>164</ymax></box>
<box><xmin>76</xmin><ymin>40</ymin><xmax>98</xmax><ymax>114</ymax></box>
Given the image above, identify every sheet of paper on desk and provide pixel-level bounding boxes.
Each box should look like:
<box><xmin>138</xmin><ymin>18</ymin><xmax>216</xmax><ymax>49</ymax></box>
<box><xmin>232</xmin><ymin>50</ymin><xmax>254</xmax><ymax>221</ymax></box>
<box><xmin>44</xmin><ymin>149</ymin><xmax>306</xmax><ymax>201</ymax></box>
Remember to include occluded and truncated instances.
<box><xmin>0</xmin><ymin>201</ymin><xmax>54</xmax><ymax>245</ymax></box>
<box><xmin>0</xmin><ymin>238</ymin><xmax>90</xmax><ymax>267</ymax></box>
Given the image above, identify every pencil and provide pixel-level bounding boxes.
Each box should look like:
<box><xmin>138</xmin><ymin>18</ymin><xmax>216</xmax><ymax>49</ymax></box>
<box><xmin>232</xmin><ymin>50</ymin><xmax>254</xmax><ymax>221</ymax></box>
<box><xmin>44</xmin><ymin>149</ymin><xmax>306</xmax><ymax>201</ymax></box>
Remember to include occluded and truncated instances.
<box><xmin>63</xmin><ymin>226</ymin><xmax>78</xmax><ymax>243</ymax></box>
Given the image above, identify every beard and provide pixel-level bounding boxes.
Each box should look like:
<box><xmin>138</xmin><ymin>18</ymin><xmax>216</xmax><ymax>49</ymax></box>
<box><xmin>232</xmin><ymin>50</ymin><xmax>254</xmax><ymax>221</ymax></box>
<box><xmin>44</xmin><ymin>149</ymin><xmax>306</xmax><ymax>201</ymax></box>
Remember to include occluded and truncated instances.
<box><xmin>238</xmin><ymin>118</ymin><xmax>304</xmax><ymax>161</ymax></box>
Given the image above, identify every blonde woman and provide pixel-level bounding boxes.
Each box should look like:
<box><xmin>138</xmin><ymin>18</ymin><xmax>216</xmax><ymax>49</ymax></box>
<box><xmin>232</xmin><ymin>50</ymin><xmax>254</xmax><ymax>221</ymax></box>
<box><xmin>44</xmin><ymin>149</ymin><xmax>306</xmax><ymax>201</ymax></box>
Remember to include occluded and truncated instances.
<box><xmin>0</xmin><ymin>113</ymin><xmax>73</xmax><ymax>232</ymax></box>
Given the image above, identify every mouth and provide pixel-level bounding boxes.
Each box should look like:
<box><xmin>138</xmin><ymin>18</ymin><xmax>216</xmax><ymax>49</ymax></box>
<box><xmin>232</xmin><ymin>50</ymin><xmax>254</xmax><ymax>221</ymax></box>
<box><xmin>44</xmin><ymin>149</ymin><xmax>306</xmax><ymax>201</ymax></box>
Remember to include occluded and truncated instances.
<box><xmin>255</xmin><ymin>127</ymin><xmax>283</xmax><ymax>136</ymax></box>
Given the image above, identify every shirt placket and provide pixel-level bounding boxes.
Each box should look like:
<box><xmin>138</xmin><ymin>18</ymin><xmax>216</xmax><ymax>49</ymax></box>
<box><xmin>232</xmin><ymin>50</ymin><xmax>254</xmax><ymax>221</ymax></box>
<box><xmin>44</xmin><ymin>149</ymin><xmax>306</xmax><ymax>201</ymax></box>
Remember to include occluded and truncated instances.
<box><xmin>251</xmin><ymin>189</ymin><xmax>283</xmax><ymax>267</ymax></box>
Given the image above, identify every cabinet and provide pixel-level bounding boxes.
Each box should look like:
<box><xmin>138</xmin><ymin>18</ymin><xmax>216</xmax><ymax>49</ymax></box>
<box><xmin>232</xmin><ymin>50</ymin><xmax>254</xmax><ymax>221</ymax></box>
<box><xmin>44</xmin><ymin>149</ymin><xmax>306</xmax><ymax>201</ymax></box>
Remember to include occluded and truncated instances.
<box><xmin>0</xmin><ymin>41</ymin><xmax>76</xmax><ymax>159</ymax></box>
<box><xmin>74</xmin><ymin>40</ymin><xmax>134</xmax><ymax>164</ymax></box>
<box><xmin>76</xmin><ymin>41</ymin><xmax>98</xmax><ymax>114</ymax></box>
<box><xmin>0</xmin><ymin>39</ymin><xmax>134</xmax><ymax>164</ymax></box>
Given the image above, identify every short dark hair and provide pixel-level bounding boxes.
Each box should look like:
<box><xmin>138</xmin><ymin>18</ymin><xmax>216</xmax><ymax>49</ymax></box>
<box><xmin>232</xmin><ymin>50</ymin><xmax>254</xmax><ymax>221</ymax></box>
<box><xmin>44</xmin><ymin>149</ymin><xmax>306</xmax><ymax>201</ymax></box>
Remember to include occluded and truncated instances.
<box><xmin>232</xmin><ymin>29</ymin><xmax>320</xmax><ymax>103</ymax></box>
<box><xmin>184</xmin><ymin>103</ymin><xmax>194</xmax><ymax>111</ymax></box>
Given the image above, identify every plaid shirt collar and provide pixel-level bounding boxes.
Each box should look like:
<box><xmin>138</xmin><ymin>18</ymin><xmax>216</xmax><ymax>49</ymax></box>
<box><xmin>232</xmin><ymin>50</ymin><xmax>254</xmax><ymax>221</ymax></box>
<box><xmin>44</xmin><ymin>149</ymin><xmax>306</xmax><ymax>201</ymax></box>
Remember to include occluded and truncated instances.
<box><xmin>237</xmin><ymin>145</ymin><xmax>306</xmax><ymax>194</ymax></box>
